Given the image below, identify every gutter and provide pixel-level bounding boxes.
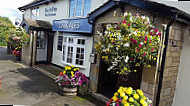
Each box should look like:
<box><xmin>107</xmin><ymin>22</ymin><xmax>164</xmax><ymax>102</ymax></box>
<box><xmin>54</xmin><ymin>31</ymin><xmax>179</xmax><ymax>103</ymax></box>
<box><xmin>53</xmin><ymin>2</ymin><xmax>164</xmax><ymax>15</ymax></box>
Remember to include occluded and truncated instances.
<box><xmin>155</xmin><ymin>12</ymin><xmax>177</xmax><ymax>106</ymax></box>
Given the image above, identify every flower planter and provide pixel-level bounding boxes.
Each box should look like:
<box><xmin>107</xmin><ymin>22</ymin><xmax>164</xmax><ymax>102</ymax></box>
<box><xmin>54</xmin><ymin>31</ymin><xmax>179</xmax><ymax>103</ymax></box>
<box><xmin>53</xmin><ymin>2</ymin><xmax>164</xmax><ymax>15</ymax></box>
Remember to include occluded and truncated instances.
<box><xmin>61</xmin><ymin>86</ymin><xmax>78</xmax><ymax>96</ymax></box>
<box><xmin>15</xmin><ymin>55</ymin><xmax>21</xmax><ymax>61</ymax></box>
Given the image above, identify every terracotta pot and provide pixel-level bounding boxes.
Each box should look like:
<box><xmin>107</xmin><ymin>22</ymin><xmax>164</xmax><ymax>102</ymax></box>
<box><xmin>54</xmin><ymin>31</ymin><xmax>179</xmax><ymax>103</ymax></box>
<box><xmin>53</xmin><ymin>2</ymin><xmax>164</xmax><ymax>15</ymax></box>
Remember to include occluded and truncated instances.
<box><xmin>60</xmin><ymin>86</ymin><xmax>78</xmax><ymax>96</ymax></box>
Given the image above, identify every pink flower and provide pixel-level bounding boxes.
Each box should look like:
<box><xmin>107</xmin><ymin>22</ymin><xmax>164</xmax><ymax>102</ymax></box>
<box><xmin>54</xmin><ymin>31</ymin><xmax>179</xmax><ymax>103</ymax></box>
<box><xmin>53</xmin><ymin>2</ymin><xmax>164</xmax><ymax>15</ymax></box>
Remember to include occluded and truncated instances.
<box><xmin>122</xmin><ymin>20</ymin><xmax>126</xmax><ymax>24</ymax></box>
<box><xmin>117</xmin><ymin>26</ymin><xmax>120</xmax><ymax>29</ymax></box>
<box><xmin>155</xmin><ymin>29</ymin><xmax>158</xmax><ymax>32</ymax></box>
<box><xmin>134</xmin><ymin>40</ymin><xmax>137</xmax><ymax>44</ymax></box>
<box><xmin>136</xmin><ymin>48</ymin><xmax>140</xmax><ymax>52</ymax></box>
<box><xmin>145</xmin><ymin>35</ymin><xmax>147</xmax><ymax>42</ymax></box>
<box><xmin>149</xmin><ymin>40</ymin><xmax>152</xmax><ymax>43</ymax></box>
<box><xmin>127</xmin><ymin>23</ymin><xmax>130</xmax><ymax>26</ymax></box>
<box><xmin>140</xmin><ymin>36</ymin><xmax>143</xmax><ymax>39</ymax></box>
<box><xmin>130</xmin><ymin>38</ymin><xmax>134</xmax><ymax>42</ymax></box>
<box><xmin>139</xmin><ymin>44</ymin><xmax>142</xmax><ymax>48</ymax></box>
<box><xmin>158</xmin><ymin>32</ymin><xmax>161</xmax><ymax>37</ymax></box>
<box><xmin>143</xmin><ymin>53</ymin><xmax>147</xmax><ymax>56</ymax></box>
<box><xmin>151</xmin><ymin>48</ymin><xmax>154</xmax><ymax>51</ymax></box>
<box><xmin>131</xmin><ymin>58</ymin><xmax>134</xmax><ymax>61</ymax></box>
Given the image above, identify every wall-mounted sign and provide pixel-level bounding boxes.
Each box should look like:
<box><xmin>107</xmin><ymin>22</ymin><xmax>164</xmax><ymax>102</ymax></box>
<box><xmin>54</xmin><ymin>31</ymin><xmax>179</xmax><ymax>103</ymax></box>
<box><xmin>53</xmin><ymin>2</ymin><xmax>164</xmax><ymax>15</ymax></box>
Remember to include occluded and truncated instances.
<box><xmin>52</xmin><ymin>18</ymin><xmax>92</xmax><ymax>33</ymax></box>
<box><xmin>45</xmin><ymin>6</ymin><xmax>57</xmax><ymax>16</ymax></box>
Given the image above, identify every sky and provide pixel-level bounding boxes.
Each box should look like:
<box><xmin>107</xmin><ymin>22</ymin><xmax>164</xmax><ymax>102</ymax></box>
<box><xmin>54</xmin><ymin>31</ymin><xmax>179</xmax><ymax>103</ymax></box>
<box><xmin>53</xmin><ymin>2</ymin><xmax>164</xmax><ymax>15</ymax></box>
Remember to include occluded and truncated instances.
<box><xmin>0</xmin><ymin>0</ymin><xmax>33</xmax><ymax>24</ymax></box>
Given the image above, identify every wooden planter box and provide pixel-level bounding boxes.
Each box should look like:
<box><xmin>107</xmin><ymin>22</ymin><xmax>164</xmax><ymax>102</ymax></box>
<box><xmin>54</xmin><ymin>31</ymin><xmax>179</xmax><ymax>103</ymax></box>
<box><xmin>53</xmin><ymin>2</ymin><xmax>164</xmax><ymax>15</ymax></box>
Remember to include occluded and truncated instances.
<box><xmin>60</xmin><ymin>86</ymin><xmax>78</xmax><ymax>96</ymax></box>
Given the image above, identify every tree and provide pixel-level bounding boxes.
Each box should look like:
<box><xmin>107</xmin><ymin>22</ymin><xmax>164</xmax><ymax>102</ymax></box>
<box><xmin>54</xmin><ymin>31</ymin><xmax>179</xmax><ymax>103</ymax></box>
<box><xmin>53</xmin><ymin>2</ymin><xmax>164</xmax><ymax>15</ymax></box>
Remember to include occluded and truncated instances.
<box><xmin>0</xmin><ymin>16</ymin><xmax>15</xmax><ymax>46</ymax></box>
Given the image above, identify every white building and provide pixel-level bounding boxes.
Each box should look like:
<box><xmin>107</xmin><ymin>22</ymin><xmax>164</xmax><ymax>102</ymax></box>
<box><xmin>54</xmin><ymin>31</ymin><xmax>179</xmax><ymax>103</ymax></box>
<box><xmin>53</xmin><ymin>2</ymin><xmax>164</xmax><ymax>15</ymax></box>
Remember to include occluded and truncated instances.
<box><xmin>18</xmin><ymin>0</ymin><xmax>108</xmax><ymax>77</ymax></box>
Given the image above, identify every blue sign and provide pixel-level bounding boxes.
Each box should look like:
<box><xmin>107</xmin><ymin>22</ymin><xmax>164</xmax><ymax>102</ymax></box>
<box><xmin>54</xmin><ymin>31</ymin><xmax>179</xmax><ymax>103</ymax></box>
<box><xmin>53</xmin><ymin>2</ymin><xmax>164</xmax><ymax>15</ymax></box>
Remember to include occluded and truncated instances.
<box><xmin>52</xmin><ymin>18</ymin><xmax>92</xmax><ymax>33</ymax></box>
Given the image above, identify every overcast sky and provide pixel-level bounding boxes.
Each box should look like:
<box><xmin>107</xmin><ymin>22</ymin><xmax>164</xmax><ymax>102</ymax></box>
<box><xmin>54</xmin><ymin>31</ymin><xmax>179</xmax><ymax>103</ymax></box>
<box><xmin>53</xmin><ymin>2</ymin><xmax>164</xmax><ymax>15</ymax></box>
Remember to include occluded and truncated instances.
<box><xmin>0</xmin><ymin>0</ymin><xmax>33</xmax><ymax>24</ymax></box>
<box><xmin>0</xmin><ymin>0</ymin><xmax>190</xmax><ymax>25</ymax></box>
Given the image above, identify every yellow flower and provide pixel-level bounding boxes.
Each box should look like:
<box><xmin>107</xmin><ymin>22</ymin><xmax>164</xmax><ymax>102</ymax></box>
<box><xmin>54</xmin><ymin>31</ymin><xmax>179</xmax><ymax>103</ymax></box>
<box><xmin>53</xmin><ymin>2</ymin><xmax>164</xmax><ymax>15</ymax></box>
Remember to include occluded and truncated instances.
<box><xmin>134</xmin><ymin>70</ymin><xmax>137</xmax><ymax>72</ymax></box>
<box><xmin>71</xmin><ymin>71</ymin><xmax>74</xmax><ymax>74</ymax></box>
<box><xmin>112</xmin><ymin>96</ymin><xmax>117</xmax><ymax>101</ymax></box>
<box><xmin>123</xmin><ymin>95</ymin><xmax>128</xmax><ymax>100</ymax></box>
<box><xmin>71</xmin><ymin>74</ymin><xmax>75</xmax><ymax>77</ymax></box>
<box><xmin>126</xmin><ymin>87</ymin><xmax>133</xmax><ymax>95</ymax></box>
<box><xmin>147</xmin><ymin>65</ymin><xmax>151</xmax><ymax>67</ymax></box>
<box><xmin>118</xmin><ymin>45</ymin><xmax>121</xmax><ymax>48</ymax></box>
<box><xmin>129</xmin><ymin>97</ymin><xmax>134</xmax><ymax>102</ymax></box>
<box><xmin>140</xmin><ymin>99</ymin><xmax>145</xmax><ymax>105</ymax></box>
<box><xmin>63</xmin><ymin>70</ymin><xmax>66</xmax><ymax>74</ymax></box>
<box><xmin>124</xmin><ymin>102</ymin><xmax>130</xmax><ymax>106</ymax></box>
<box><xmin>133</xmin><ymin>94</ymin><xmax>140</xmax><ymax>100</ymax></box>
<box><xmin>71</xmin><ymin>65</ymin><xmax>74</xmax><ymax>68</ymax></box>
<box><xmin>114</xmin><ymin>92</ymin><xmax>118</xmax><ymax>96</ymax></box>
<box><xmin>123</xmin><ymin>67</ymin><xmax>128</xmax><ymax>71</ymax></box>
<box><xmin>76</xmin><ymin>68</ymin><xmax>79</xmax><ymax>71</ymax></box>
<box><xmin>154</xmin><ymin>58</ymin><xmax>157</xmax><ymax>60</ymax></box>
<box><xmin>137</xmin><ymin>89</ymin><xmax>144</xmax><ymax>96</ymax></box>
<box><xmin>120</xmin><ymin>92</ymin><xmax>125</xmax><ymax>97</ymax></box>
<box><xmin>73</xmin><ymin>68</ymin><xmax>76</xmax><ymax>71</ymax></box>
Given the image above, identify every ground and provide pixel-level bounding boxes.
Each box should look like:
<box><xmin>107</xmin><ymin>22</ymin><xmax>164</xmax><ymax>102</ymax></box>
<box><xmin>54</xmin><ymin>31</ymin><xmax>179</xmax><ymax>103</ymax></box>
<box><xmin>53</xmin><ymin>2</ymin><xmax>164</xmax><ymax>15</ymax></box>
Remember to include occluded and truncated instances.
<box><xmin>0</xmin><ymin>46</ymin><xmax>105</xmax><ymax>106</ymax></box>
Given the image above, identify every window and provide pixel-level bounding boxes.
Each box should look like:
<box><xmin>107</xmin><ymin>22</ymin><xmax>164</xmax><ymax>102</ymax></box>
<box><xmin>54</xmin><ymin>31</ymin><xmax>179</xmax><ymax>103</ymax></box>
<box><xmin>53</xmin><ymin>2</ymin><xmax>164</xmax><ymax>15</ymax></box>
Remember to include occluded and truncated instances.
<box><xmin>62</xmin><ymin>37</ymin><xmax>86</xmax><ymax>66</ymax></box>
<box><xmin>57</xmin><ymin>36</ymin><xmax>63</xmax><ymax>51</ymax></box>
<box><xmin>31</xmin><ymin>7</ymin><xmax>39</xmax><ymax>19</ymax></box>
<box><xmin>69</xmin><ymin>0</ymin><xmax>91</xmax><ymax>18</ymax></box>
<box><xmin>37</xmin><ymin>31</ymin><xmax>45</xmax><ymax>49</ymax></box>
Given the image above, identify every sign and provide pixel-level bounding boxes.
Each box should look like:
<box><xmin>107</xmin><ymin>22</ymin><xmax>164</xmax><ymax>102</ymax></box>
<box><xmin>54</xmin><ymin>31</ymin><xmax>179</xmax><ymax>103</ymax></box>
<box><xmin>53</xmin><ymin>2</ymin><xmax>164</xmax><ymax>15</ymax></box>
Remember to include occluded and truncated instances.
<box><xmin>45</xmin><ymin>6</ymin><xmax>57</xmax><ymax>16</ymax></box>
<box><xmin>52</xmin><ymin>18</ymin><xmax>92</xmax><ymax>33</ymax></box>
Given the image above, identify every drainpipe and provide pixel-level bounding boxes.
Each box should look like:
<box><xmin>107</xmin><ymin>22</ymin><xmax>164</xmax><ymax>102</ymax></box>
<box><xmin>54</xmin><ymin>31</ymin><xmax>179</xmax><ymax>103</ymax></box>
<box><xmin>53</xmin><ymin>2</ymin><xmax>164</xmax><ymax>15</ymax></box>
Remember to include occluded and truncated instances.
<box><xmin>155</xmin><ymin>12</ymin><xmax>177</xmax><ymax>106</ymax></box>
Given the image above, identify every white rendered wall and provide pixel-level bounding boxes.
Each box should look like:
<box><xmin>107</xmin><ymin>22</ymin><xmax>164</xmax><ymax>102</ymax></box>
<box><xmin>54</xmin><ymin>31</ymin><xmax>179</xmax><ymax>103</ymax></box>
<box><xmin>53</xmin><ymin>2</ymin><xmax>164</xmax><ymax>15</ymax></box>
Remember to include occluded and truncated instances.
<box><xmin>52</xmin><ymin>32</ymin><xmax>93</xmax><ymax>77</ymax></box>
<box><xmin>173</xmin><ymin>27</ymin><xmax>190</xmax><ymax>106</ymax></box>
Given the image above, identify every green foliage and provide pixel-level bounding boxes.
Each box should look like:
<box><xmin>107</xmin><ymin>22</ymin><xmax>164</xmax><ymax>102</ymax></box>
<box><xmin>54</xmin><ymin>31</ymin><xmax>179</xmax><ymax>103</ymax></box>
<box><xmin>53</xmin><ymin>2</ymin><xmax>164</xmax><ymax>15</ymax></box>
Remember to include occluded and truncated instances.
<box><xmin>0</xmin><ymin>16</ymin><xmax>15</xmax><ymax>46</ymax></box>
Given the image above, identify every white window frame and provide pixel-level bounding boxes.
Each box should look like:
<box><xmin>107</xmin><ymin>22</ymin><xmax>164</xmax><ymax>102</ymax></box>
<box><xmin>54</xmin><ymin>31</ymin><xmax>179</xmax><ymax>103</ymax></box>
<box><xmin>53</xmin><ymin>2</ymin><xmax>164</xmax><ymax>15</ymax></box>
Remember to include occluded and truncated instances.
<box><xmin>61</xmin><ymin>36</ymin><xmax>87</xmax><ymax>68</ymax></box>
<box><xmin>31</xmin><ymin>7</ymin><xmax>39</xmax><ymax>20</ymax></box>
<box><xmin>69</xmin><ymin>0</ymin><xmax>91</xmax><ymax>18</ymax></box>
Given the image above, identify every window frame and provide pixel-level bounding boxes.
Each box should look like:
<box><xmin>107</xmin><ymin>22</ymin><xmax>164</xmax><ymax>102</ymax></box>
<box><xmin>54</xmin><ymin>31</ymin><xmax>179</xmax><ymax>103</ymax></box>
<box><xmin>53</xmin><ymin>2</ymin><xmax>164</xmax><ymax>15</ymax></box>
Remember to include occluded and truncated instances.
<box><xmin>31</xmin><ymin>7</ymin><xmax>39</xmax><ymax>20</ymax></box>
<box><xmin>61</xmin><ymin>36</ymin><xmax>86</xmax><ymax>68</ymax></box>
<box><xmin>57</xmin><ymin>36</ymin><xmax>63</xmax><ymax>51</ymax></box>
<box><xmin>36</xmin><ymin>31</ymin><xmax>45</xmax><ymax>49</ymax></box>
<box><xmin>69</xmin><ymin>0</ymin><xmax>91</xmax><ymax>18</ymax></box>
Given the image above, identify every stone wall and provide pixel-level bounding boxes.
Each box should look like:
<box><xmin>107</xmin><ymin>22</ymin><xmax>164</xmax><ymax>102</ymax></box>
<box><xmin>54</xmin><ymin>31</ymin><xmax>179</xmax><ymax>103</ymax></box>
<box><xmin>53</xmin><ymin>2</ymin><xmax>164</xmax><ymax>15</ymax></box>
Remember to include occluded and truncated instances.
<box><xmin>159</xmin><ymin>22</ymin><xmax>186</xmax><ymax>106</ymax></box>
<box><xmin>89</xmin><ymin>3</ymin><xmax>187</xmax><ymax>106</ymax></box>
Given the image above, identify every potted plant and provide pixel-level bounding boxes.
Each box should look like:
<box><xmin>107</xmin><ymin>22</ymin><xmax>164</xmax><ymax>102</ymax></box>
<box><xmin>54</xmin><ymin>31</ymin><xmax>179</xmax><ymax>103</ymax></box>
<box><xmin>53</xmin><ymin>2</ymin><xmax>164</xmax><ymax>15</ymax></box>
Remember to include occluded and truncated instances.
<box><xmin>12</xmin><ymin>46</ymin><xmax>22</xmax><ymax>61</ymax></box>
<box><xmin>55</xmin><ymin>65</ymin><xmax>88</xmax><ymax>96</ymax></box>
<box><xmin>107</xmin><ymin>86</ymin><xmax>152</xmax><ymax>106</ymax></box>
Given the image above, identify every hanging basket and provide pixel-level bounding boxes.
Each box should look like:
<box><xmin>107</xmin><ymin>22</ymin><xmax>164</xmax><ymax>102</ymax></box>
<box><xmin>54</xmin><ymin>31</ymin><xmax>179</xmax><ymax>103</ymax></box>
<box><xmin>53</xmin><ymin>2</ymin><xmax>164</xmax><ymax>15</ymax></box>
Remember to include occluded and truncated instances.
<box><xmin>60</xmin><ymin>86</ymin><xmax>78</xmax><ymax>96</ymax></box>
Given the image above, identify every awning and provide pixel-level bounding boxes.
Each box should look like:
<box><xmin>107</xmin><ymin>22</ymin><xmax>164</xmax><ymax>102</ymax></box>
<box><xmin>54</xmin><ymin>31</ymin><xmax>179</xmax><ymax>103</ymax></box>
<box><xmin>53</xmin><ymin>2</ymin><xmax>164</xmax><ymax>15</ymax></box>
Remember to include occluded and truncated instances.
<box><xmin>20</xmin><ymin>18</ymin><xmax>52</xmax><ymax>31</ymax></box>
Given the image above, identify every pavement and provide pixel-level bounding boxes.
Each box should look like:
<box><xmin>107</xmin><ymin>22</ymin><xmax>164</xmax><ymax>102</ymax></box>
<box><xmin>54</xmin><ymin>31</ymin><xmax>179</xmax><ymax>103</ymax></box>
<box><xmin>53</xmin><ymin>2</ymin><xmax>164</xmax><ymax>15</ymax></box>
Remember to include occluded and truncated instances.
<box><xmin>0</xmin><ymin>46</ymin><xmax>105</xmax><ymax>106</ymax></box>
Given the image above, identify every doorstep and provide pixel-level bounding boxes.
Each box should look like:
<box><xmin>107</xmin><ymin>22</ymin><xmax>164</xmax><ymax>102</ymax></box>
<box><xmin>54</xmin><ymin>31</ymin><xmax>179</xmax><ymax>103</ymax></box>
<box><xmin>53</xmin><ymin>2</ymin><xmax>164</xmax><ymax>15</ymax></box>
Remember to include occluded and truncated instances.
<box><xmin>33</xmin><ymin>64</ymin><xmax>63</xmax><ymax>79</ymax></box>
<box><xmin>92</xmin><ymin>93</ymin><xmax>110</xmax><ymax>104</ymax></box>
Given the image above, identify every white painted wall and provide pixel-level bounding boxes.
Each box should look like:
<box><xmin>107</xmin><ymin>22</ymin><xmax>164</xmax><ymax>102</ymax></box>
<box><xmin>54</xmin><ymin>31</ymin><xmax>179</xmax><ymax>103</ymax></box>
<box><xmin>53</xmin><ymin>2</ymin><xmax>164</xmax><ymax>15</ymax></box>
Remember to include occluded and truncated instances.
<box><xmin>52</xmin><ymin>32</ymin><xmax>93</xmax><ymax>77</ymax></box>
<box><xmin>173</xmin><ymin>27</ymin><xmax>190</xmax><ymax>106</ymax></box>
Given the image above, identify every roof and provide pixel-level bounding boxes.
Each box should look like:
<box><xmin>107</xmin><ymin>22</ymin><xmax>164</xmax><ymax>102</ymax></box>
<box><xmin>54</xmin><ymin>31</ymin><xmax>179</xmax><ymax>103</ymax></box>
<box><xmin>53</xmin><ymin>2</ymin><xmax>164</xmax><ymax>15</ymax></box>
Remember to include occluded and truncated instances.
<box><xmin>88</xmin><ymin>0</ymin><xmax>190</xmax><ymax>25</ymax></box>
<box><xmin>18</xmin><ymin>0</ymin><xmax>51</xmax><ymax>11</ymax></box>
<box><xmin>21</xmin><ymin>18</ymin><xmax>52</xmax><ymax>30</ymax></box>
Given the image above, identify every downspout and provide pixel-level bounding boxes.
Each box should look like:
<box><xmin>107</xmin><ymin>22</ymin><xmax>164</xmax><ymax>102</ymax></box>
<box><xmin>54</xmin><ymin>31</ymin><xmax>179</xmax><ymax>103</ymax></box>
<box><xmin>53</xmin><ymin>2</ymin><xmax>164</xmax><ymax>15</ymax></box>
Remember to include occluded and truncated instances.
<box><xmin>155</xmin><ymin>12</ymin><xmax>177</xmax><ymax>106</ymax></box>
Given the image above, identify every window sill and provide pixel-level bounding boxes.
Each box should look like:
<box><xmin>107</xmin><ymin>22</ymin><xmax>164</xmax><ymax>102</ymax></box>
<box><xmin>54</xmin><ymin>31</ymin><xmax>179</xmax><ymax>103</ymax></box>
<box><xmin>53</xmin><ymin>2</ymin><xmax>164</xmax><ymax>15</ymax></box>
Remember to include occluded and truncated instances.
<box><xmin>60</xmin><ymin>60</ymin><xmax>86</xmax><ymax>69</ymax></box>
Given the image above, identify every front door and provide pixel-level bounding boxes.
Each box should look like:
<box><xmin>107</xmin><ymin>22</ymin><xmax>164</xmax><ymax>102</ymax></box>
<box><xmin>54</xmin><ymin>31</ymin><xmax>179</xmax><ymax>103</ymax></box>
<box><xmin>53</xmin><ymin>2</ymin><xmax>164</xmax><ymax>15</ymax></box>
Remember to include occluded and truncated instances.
<box><xmin>36</xmin><ymin>31</ymin><xmax>47</xmax><ymax>62</ymax></box>
<box><xmin>47</xmin><ymin>32</ymin><xmax>54</xmax><ymax>63</ymax></box>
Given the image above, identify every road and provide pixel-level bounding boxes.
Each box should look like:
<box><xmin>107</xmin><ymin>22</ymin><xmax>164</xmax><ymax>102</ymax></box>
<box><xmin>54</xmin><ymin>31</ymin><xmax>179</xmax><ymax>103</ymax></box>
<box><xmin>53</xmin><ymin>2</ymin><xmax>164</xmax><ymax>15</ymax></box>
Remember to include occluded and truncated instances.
<box><xmin>0</xmin><ymin>46</ymin><xmax>104</xmax><ymax>106</ymax></box>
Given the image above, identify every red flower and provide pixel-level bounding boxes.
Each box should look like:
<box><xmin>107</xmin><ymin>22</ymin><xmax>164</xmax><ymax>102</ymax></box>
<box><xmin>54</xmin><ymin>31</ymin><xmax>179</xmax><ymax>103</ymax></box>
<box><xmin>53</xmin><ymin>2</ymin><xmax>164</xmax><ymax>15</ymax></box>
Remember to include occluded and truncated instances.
<box><xmin>59</xmin><ymin>72</ymin><xmax>63</xmax><ymax>76</ymax></box>
<box><xmin>149</xmin><ymin>40</ymin><xmax>152</xmax><ymax>43</ymax></box>
<box><xmin>150</xmin><ymin>32</ymin><xmax>153</xmax><ymax>35</ymax></box>
<box><xmin>106</xmin><ymin>102</ymin><xmax>110</xmax><ymax>106</ymax></box>
<box><xmin>143</xmin><ymin>53</ymin><xmax>147</xmax><ymax>56</ymax></box>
